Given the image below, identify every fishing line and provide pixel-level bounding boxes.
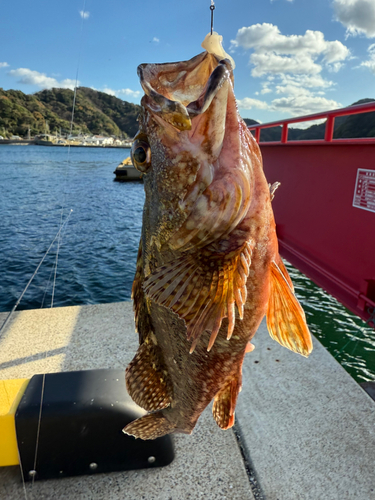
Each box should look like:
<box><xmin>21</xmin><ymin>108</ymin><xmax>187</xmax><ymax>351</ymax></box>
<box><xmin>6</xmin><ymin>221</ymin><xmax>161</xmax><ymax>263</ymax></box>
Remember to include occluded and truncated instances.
<box><xmin>0</xmin><ymin>210</ymin><xmax>73</xmax><ymax>340</ymax></box>
<box><xmin>51</xmin><ymin>223</ymin><xmax>62</xmax><ymax>309</ymax></box>
<box><xmin>41</xmin><ymin>208</ymin><xmax>71</xmax><ymax>309</ymax></box>
<box><xmin>210</xmin><ymin>0</ymin><xmax>215</xmax><ymax>35</ymax></box>
<box><xmin>40</xmin><ymin>212</ymin><xmax>71</xmax><ymax>309</ymax></box>
<box><xmin>17</xmin><ymin>447</ymin><xmax>29</xmax><ymax>500</ymax></box>
<box><xmin>68</xmin><ymin>0</ymin><xmax>87</xmax><ymax>151</ymax></box>
<box><xmin>30</xmin><ymin>0</ymin><xmax>89</xmax><ymax>487</ymax></box>
<box><xmin>40</xmin><ymin>263</ymin><xmax>55</xmax><ymax>309</ymax></box>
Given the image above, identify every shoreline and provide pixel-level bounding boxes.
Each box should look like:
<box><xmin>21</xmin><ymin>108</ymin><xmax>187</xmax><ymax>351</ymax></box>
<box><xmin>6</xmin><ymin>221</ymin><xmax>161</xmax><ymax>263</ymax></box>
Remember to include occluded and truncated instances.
<box><xmin>0</xmin><ymin>140</ymin><xmax>131</xmax><ymax>149</ymax></box>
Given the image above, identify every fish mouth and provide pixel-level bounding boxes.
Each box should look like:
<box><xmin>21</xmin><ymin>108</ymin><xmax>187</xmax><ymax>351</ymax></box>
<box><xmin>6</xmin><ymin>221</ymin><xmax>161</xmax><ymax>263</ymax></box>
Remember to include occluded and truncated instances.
<box><xmin>137</xmin><ymin>52</ymin><xmax>233</xmax><ymax>131</ymax></box>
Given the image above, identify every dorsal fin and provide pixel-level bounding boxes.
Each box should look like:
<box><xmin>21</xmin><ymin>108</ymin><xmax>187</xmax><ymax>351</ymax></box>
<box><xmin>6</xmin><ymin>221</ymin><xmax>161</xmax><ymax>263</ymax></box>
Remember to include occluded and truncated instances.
<box><xmin>267</xmin><ymin>260</ymin><xmax>313</xmax><ymax>357</ymax></box>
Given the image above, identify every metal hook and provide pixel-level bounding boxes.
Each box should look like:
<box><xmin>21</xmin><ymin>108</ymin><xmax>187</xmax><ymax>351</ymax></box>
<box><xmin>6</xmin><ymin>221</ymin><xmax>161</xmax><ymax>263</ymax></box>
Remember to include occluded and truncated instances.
<box><xmin>210</xmin><ymin>1</ymin><xmax>215</xmax><ymax>35</ymax></box>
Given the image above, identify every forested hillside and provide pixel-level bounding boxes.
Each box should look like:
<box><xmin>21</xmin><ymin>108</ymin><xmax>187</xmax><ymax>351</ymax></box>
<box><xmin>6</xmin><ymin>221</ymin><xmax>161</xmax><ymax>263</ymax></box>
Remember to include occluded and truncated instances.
<box><xmin>0</xmin><ymin>87</ymin><xmax>374</xmax><ymax>141</ymax></box>
<box><xmin>0</xmin><ymin>87</ymin><xmax>141</xmax><ymax>138</ymax></box>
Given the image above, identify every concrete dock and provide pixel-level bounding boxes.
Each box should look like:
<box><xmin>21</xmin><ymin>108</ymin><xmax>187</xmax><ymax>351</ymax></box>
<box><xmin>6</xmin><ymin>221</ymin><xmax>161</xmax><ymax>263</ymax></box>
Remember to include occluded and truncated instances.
<box><xmin>0</xmin><ymin>302</ymin><xmax>374</xmax><ymax>499</ymax></box>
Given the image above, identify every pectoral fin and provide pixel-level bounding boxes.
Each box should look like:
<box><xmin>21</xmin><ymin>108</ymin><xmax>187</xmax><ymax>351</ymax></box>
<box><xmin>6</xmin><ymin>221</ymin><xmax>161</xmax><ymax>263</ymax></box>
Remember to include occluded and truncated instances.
<box><xmin>275</xmin><ymin>254</ymin><xmax>294</xmax><ymax>292</ymax></box>
<box><xmin>267</xmin><ymin>260</ymin><xmax>313</xmax><ymax>357</ymax></box>
<box><xmin>131</xmin><ymin>239</ymin><xmax>153</xmax><ymax>345</ymax></box>
<box><xmin>143</xmin><ymin>242</ymin><xmax>253</xmax><ymax>352</ymax></box>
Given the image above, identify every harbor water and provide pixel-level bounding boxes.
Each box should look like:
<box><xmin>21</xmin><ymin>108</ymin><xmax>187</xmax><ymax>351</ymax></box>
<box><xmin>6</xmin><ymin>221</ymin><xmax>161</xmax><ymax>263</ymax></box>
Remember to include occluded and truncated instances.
<box><xmin>0</xmin><ymin>145</ymin><xmax>374</xmax><ymax>383</ymax></box>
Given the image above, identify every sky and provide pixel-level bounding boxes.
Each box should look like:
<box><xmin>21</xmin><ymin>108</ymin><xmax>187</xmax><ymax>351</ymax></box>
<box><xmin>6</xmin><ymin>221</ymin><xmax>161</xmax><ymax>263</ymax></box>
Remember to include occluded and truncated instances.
<box><xmin>0</xmin><ymin>0</ymin><xmax>375</xmax><ymax>125</ymax></box>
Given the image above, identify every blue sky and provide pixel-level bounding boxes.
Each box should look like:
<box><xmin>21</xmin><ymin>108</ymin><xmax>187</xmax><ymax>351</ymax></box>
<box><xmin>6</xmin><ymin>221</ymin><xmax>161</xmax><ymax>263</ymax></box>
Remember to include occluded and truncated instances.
<box><xmin>1</xmin><ymin>0</ymin><xmax>374</xmax><ymax>124</ymax></box>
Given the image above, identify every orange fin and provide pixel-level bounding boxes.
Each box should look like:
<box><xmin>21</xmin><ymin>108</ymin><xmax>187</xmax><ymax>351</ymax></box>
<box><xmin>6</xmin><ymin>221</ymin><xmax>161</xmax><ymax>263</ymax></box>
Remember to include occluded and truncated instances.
<box><xmin>123</xmin><ymin>411</ymin><xmax>175</xmax><ymax>440</ymax></box>
<box><xmin>267</xmin><ymin>261</ymin><xmax>313</xmax><ymax>357</ymax></box>
<box><xmin>275</xmin><ymin>254</ymin><xmax>294</xmax><ymax>292</ymax></box>
<box><xmin>126</xmin><ymin>338</ymin><xmax>172</xmax><ymax>412</ymax></box>
<box><xmin>143</xmin><ymin>242</ymin><xmax>253</xmax><ymax>352</ymax></box>
<box><xmin>212</xmin><ymin>375</ymin><xmax>242</xmax><ymax>430</ymax></box>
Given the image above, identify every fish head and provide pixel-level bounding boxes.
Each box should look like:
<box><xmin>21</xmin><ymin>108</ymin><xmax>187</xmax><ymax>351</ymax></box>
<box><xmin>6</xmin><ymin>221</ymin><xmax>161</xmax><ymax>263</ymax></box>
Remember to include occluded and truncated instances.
<box><xmin>132</xmin><ymin>51</ymin><xmax>255</xmax><ymax>259</ymax></box>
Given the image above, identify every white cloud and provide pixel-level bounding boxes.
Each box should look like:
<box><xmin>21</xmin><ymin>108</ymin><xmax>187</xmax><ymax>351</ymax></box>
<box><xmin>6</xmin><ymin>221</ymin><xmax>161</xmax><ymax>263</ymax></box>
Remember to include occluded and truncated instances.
<box><xmin>270</xmin><ymin>95</ymin><xmax>341</xmax><ymax>116</ymax></box>
<box><xmin>236</xmin><ymin>97</ymin><xmax>270</xmax><ymax>110</ymax></box>
<box><xmin>8</xmin><ymin>68</ymin><xmax>77</xmax><ymax>89</ymax></box>
<box><xmin>231</xmin><ymin>23</ymin><xmax>348</xmax><ymax>116</ymax></box>
<box><xmin>361</xmin><ymin>43</ymin><xmax>375</xmax><ymax>73</ymax></box>
<box><xmin>333</xmin><ymin>0</ymin><xmax>375</xmax><ymax>38</ymax></box>
<box><xmin>153</xmin><ymin>37</ymin><xmax>160</xmax><ymax>43</ymax></box>
<box><xmin>79</xmin><ymin>10</ymin><xmax>90</xmax><ymax>19</ymax></box>
<box><xmin>0</xmin><ymin>62</ymin><xmax>9</xmax><ymax>68</ymax></box>
<box><xmin>261</xmin><ymin>87</ymin><xmax>272</xmax><ymax>94</ymax></box>
<box><xmin>250</xmin><ymin>52</ymin><xmax>322</xmax><ymax>77</ymax></box>
<box><xmin>231</xmin><ymin>24</ymin><xmax>350</xmax><ymax>74</ymax></box>
<box><xmin>238</xmin><ymin>90</ymin><xmax>341</xmax><ymax>117</ymax></box>
<box><xmin>101</xmin><ymin>87</ymin><xmax>141</xmax><ymax>99</ymax></box>
<box><xmin>289</xmin><ymin>118</ymin><xmax>327</xmax><ymax>130</ymax></box>
<box><xmin>277</xmin><ymin>73</ymin><xmax>335</xmax><ymax>89</ymax></box>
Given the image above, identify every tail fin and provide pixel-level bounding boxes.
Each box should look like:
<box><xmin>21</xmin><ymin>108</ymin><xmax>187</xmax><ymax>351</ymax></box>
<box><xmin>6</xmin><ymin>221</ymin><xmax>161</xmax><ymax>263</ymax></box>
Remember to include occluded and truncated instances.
<box><xmin>123</xmin><ymin>411</ymin><xmax>175</xmax><ymax>440</ymax></box>
<box><xmin>267</xmin><ymin>260</ymin><xmax>313</xmax><ymax>357</ymax></box>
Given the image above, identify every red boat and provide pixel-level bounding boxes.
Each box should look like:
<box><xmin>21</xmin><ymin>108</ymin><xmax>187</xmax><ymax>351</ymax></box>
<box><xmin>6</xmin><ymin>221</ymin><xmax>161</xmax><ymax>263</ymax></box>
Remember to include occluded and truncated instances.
<box><xmin>248</xmin><ymin>102</ymin><xmax>375</xmax><ymax>326</ymax></box>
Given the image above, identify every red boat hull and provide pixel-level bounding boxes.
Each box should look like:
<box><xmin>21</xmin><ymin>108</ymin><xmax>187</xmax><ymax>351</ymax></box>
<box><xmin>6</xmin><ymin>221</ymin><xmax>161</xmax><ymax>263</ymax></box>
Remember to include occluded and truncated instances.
<box><xmin>261</xmin><ymin>141</ymin><xmax>375</xmax><ymax>324</ymax></box>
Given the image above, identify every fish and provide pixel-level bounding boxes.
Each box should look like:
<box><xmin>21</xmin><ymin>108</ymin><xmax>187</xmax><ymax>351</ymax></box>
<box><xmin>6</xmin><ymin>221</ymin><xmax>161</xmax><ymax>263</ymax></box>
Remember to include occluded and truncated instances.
<box><xmin>123</xmin><ymin>43</ymin><xmax>312</xmax><ymax>440</ymax></box>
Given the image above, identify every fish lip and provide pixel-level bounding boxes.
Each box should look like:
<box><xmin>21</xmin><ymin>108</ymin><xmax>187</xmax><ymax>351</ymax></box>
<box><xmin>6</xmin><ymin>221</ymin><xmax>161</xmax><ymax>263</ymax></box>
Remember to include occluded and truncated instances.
<box><xmin>137</xmin><ymin>52</ymin><xmax>233</xmax><ymax>131</ymax></box>
<box><xmin>186</xmin><ymin>59</ymin><xmax>232</xmax><ymax>118</ymax></box>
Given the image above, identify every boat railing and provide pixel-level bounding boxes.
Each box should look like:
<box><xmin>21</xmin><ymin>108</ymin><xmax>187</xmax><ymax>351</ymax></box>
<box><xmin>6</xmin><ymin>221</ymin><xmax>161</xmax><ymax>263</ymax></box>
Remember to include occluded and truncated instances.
<box><xmin>247</xmin><ymin>101</ymin><xmax>375</xmax><ymax>145</ymax></box>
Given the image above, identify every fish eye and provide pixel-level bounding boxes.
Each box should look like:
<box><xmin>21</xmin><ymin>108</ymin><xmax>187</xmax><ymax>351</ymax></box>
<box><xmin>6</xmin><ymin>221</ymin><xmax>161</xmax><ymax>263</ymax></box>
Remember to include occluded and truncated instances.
<box><xmin>131</xmin><ymin>140</ymin><xmax>151</xmax><ymax>173</ymax></box>
<box><xmin>134</xmin><ymin>147</ymin><xmax>146</xmax><ymax>164</ymax></box>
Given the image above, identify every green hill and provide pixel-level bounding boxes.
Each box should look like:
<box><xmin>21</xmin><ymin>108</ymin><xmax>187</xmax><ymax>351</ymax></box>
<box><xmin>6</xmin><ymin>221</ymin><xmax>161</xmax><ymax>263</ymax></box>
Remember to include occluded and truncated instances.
<box><xmin>0</xmin><ymin>87</ymin><xmax>141</xmax><ymax>139</ymax></box>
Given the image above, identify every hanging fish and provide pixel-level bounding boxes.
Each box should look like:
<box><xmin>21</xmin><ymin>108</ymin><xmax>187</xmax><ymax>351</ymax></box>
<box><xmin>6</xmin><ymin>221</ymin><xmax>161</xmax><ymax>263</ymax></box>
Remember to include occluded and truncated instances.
<box><xmin>123</xmin><ymin>34</ymin><xmax>312</xmax><ymax>440</ymax></box>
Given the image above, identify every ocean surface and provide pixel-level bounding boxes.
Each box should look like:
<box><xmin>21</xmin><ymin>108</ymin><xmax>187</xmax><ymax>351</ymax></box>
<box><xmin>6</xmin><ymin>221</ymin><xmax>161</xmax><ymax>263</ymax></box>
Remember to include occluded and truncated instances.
<box><xmin>0</xmin><ymin>145</ymin><xmax>374</xmax><ymax>383</ymax></box>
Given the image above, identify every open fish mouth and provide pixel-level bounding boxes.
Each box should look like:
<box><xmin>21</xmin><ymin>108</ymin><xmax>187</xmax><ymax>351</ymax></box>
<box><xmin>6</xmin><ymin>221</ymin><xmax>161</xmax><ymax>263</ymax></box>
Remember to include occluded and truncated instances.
<box><xmin>138</xmin><ymin>52</ymin><xmax>233</xmax><ymax>131</ymax></box>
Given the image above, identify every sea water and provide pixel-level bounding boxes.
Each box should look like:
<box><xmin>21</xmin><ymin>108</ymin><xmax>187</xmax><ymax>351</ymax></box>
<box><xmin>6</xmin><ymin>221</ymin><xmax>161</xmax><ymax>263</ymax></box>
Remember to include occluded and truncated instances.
<box><xmin>0</xmin><ymin>145</ymin><xmax>374</xmax><ymax>383</ymax></box>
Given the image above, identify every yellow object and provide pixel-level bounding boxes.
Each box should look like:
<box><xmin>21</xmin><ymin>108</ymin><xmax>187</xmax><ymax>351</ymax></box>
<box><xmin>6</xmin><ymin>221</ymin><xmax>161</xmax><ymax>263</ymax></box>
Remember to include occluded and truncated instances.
<box><xmin>0</xmin><ymin>378</ymin><xmax>29</xmax><ymax>466</ymax></box>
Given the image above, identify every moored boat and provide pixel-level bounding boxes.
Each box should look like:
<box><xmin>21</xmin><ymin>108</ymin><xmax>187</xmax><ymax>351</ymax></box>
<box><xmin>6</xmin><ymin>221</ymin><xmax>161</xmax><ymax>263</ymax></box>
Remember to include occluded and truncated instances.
<box><xmin>113</xmin><ymin>157</ymin><xmax>143</xmax><ymax>181</ymax></box>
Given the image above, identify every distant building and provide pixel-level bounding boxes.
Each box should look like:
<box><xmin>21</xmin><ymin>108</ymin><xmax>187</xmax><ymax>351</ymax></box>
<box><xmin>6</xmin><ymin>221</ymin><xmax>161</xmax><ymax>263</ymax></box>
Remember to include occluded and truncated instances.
<box><xmin>95</xmin><ymin>135</ymin><xmax>114</xmax><ymax>145</ymax></box>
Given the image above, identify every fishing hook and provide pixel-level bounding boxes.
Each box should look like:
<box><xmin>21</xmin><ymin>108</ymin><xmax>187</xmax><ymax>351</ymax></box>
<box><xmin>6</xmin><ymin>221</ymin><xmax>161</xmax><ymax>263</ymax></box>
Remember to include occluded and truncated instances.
<box><xmin>210</xmin><ymin>1</ymin><xmax>215</xmax><ymax>35</ymax></box>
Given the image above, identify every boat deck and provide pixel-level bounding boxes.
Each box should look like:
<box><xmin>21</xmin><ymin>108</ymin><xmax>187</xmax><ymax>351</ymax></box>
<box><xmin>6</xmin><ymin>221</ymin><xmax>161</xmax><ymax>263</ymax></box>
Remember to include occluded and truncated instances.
<box><xmin>0</xmin><ymin>302</ymin><xmax>374</xmax><ymax>499</ymax></box>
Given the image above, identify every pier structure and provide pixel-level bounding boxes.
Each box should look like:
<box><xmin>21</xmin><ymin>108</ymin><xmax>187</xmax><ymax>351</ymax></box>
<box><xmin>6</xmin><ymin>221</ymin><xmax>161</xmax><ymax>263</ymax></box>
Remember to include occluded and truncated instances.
<box><xmin>0</xmin><ymin>302</ymin><xmax>374</xmax><ymax>499</ymax></box>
